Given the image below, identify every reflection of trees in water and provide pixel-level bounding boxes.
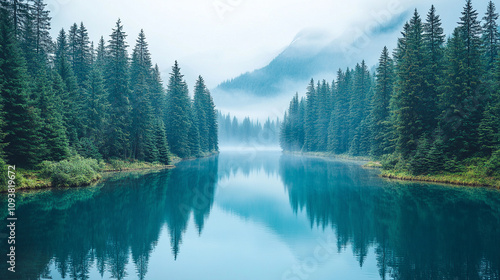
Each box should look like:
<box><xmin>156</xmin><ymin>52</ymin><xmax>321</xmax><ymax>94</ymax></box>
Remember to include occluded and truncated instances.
<box><xmin>279</xmin><ymin>154</ymin><xmax>500</xmax><ymax>280</ymax></box>
<box><xmin>217</xmin><ymin>151</ymin><xmax>280</xmax><ymax>180</ymax></box>
<box><xmin>0</xmin><ymin>156</ymin><xmax>218</xmax><ymax>280</ymax></box>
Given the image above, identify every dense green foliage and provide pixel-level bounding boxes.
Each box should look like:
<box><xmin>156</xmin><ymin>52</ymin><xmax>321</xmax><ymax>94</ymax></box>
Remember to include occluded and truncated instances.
<box><xmin>40</xmin><ymin>155</ymin><xmax>102</xmax><ymax>187</ymax></box>
<box><xmin>0</xmin><ymin>0</ymin><xmax>218</xmax><ymax>176</ymax></box>
<box><xmin>280</xmin><ymin>1</ymin><xmax>500</xmax><ymax>176</ymax></box>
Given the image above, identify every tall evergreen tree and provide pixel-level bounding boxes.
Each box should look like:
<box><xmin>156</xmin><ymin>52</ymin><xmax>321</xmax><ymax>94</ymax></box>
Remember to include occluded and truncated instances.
<box><xmin>105</xmin><ymin>19</ymin><xmax>131</xmax><ymax>159</ymax></box>
<box><xmin>193</xmin><ymin>76</ymin><xmax>209</xmax><ymax>152</ymax></box>
<box><xmin>422</xmin><ymin>5</ymin><xmax>445</xmax><ymax>132</ymax></box>
<box><xmin>327</xmin><ymin>69</ymin><xmax>351</xmax><ymax>154</ymax></box>
<box><xmin>32</xmin><ymin>68</ymin><xmax>69</xmax><ymax>161</ymax></box>
<box><xmin>393</xmin><ymin>11</ymin><xmax>427</xmax><ymax>160</ymax></box>
<box><xmin>304</xmin><ymin>79</ymin><xmax>317</xmax><ymax>151</ymax></box>
<box><xmin>370</xmin><ymin>47</ymin><xmax>394</xmax><ymax>157</ymax></box>
<box><xmin>82</xmin><ymin>67</ymin><xmax>109</xmax><ymax>157</ymax></box>
<box><xmin>165</xmin><ymin>61</ymin><xmax>191</xmax><ymax>158</ymax></box>
<box><xmin>31</xmin><ymin>0</ymin><xmax>51</xmax><ymax>57</ymax></box>
<box><xmin>0</xmin><ymin>7</ymin><xmax>42</xmax><ymax>166</ymax></box>
<box><xmin>130</xmin><ymin>29</ymin><xmax>155</xmax><ymax>161</ymax></box>
<box><xmin>54</xmin><ymin>28</ymin><xmax>82</xmax><ymax>142</ymax></box>
<box><xmin>439</xmin><ymin>1</ymin><xmax>485</xmax><ymax>159</ymax></box>
<box><xmin>74</xmin><ymin>22</ymin><xmax>91</xmax><ymax>84</ymax></box>
<box><xmin>349</xmin><ymin>60</ymin><xmax>371</xmax><ymax>156</ymax></box>
<box><xmin>95</xmin><ymin>36</ymin><xmax>106</xmax><ymax>71</ymax></box>
<box><xmin>482</xmin><ymin>1</ymin><xmax>499</xmax><ymax>72</ymax></box>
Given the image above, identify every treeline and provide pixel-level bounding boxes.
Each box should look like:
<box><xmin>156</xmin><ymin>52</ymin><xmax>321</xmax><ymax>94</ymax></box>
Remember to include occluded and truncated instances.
<box><xmin>281</xmin><ymin>0</ymin><xmax>500</xmax><ymax>175</ymax></box>
<box><xmin>0</xmin><ymin>0</ymin><xmax>218</xmax><ymax>169</ymax></box>
<box><xmin>218</xmin><ymin>112</ymin><xmax>280</xmax><ymax>145</ymax></box>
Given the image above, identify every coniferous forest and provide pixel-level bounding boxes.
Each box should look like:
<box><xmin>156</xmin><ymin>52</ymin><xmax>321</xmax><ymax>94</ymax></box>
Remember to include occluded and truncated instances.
<box><xmin>0</xmin><ymin>0</ymin><xmax>218</xmax><ymax>186</ymax></box>
<box><xmin>280</xmin><ymin>0</ymin><xmax>500</xmax><ymax>181</ymax></box>
<box><xmin>218</xmin><ymin>113</ymin><xmax>280</xmax><ymax>146</ymax></box>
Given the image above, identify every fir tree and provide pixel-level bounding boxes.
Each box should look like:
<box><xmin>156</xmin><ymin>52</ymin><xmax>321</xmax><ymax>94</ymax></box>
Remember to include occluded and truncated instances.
<box><xmin>32</xmin><ymin>67</ymin><xmax>69</xmax><ymax>161</ymax></box>
<box><xmin>482</xmin><ymin>1</ymin><xmax>499</xmax><ymax>72</ymax></box>
<box><xmin>370</xmin><ymin>47</ymin><xmax>394</xmax><ymax>157</ymax></box>
<box><xmin>193</xmin><ymin>76</ymin><xmax>209</xmax><ymax>152</ymax></box>
<box><xmin>439</xmin><ymin>1</ymin><xmax>485</xmax><ymax>159</ymax></box>
<box><xmin>130</xmin><ymin>30</ymin><xmax>155</xmax><ymax>161</ymax></box>
<box><xmin>393</xmin><ymin>11</ymin><xmax>428</xmax><ymax>160</ymax></box>
<box><xmin>105</xmin><ymin>19</ymin><xmax>131</xmax><ymax>159</ymax></box>
<box><xmin>83</xmin><ymin>67</ymin><xmax>109</xmax><ymax>156</ymax></box>
<box><xmin>206</xmin><ymin>89</ymin><xmax>218</xmax><ymax>152</ymax></box>
<box><xmin>31</xmin><ymin>0</ymin><xmax>51</xmax><ymax>57</ymax></box>
<box><xmin>0</xmin><ymin>8</ymin><xmax>42</xmax><ymax>166</ymax></box>
<box><xmin>165</xmin><ymin>61</ymin><xmax>191</xmax><ymax>158</ymax></box>
<box><xmin>422</xmin><ymin>5</ymin><xmax>445</xmax><ymax>132</ymax></box>
<box><xmin>304</xmin><ymin>79</ymin><xmax>317</xmax><ymax>151</ymax></box>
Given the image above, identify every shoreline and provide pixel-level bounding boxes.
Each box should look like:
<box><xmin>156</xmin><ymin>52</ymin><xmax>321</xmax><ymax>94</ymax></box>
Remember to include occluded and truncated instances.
<box><xmin>380</xmin><ymin>170</ymin><xmax>500</xmax><ymax>188</ymax></box>
<box><xmin>283</xmin><ymin>151</ymin><xmax>371</xmax><ymax>162</ymax></box>
<box><xmin>284</xmin><ymin>151</ymin><xmax>500</xmax><ymax>188</ymax></box>
<box><xmin>1</xmin><ymin>152</ymin><xmax>219</xmax><ymax>193</ymax></box>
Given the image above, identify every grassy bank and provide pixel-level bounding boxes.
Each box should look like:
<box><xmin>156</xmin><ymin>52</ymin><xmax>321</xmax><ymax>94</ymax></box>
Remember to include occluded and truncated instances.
<box><xmin>284</xmin><ymin>151</ymin><xmax>371</xmax><ymax>162</ymax></box>
<box><xmin>380</xmin><ymin>155</ymin><xmax>500</xmax><ymax>188</ymax></box>
<box><xmin>286</xmin><ymin>151</ymin><xmax>500</xmax><ymax>188</ymax></box>
<box><xmin>381</xmin><ymin>170</ymin><xmax>500</xmax><ymax>188</ymax></box>
<box><xmin>0</xmin><ymin>156</ymin><xmax>179</xmax><ymax>192</ymax></box>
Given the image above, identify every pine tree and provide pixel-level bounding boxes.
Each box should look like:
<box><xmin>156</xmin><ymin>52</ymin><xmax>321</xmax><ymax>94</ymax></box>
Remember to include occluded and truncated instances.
<box><xmin>370</xmin><ymin>47</ymin><xmax>394</xmax><ymax>157</ymax></box>
<box><xmin>130</xmin><ymin>30</ymin><xmax>155</xmax><ymax>161</ymax></box>
<box><xmin>150</xmin><ymin>64</ymin><xmax>166</xmax><ymax>116</ymax></box>
<box><xmin>422</xmin><ymin>5</ymin><xmax>445</xmax><ymax>133</ymax></box>
<box><xmin>165</xmin><ymin>61</ymin><xmax>191</xmax><ymax>158</ymax></box>
<box><xmin>315</xmin><ymin>80</ymin><xmax>330</xmax><ymax>151</ymax></box>
<box><xmin>482</xmin><ymin>1</ymin><xmax>499</xmax><ymax>72</ymax></box>
<box><xmin>304</xmin><ymin>79</ymin><xmax>317</xmax><ymax>151</ymax></box>
<box><xmin>349</xmin><ymin>61</ymin><xmax>371</xmax><ymax>156</ymax></box>
<box><xmin>153</xmin><ymin>118</ymin><xmax>169</xmax><ymax>164</ymax></box>
<box><xmin>193</xmin><ymin>76</ymin><xmax>209</xmax><ymax>152</ymax></box>
<box><xmin>67</xmin><ymin>22</ymin><xmax>78</xmax><ymax>68</ymax></box>
<box><xmin>187</xmin><ymin>102</ymin><xmax>201</xmax><ymax>157</ymax></box>
<box><xmin>54</xmin><ymin>28</ymin><xmax>82</xmax><ymax>143</ymax></box>
<box><xmin>82</xmin><ymin>67</ymin><xmax>109</xmax><ymax>157</ymax></box>
<box><xmin>327</xmin><ymin>69</ymin><xmax>351</xmax><ymax>154</ymax></box>
<box><xmin>439</xmin><ymin>1</ymin><xmax>485</xmax><ymax>159</ymax></box>
<box><xmin>32</xmin><ymin>68</ymin><xmax>69</xmax><ymax>161</ymax></box>
<box><xmin>95</xmin><ymin>36</ymin><xmax>106</xmax><ymax>71</ymax></box>
<box><xmin>206</xmin><ymin>90</ymin><xmax>218</xmax><ymax>152</ymax></box>
<box><xmin>105</xmin><ymin>19</ymin><xmax>131</xmax><ymax>159</ymax></box>
<box><xmin>74</xmin><ymin>22</ymin><xmax>91</xmax><ymax>84</ymax></box>
<box><xmin>31</xmin><ymin>0</ymin><xmax>51</xmax><ymax>58</ymax></box>
<box><xmin>5</xmin><ymin>0</ymin><xmax>29</xmax><ymax>40</ymax></box>
<box><xmin>0</xmin><ymin>7</ymin><xmax>42</xmax><ymax>166</ymax></box>
<box><xmin>393</xmin><ymin>11</ymin><xmax>428</xmax><ymax>160</ymax></box>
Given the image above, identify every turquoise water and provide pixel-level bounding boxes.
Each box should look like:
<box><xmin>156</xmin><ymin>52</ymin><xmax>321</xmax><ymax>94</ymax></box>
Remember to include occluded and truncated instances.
<box><xmin>1</xmin><ymin>151</ymin><xmax>500</xmax><ymax>280</ymax></box>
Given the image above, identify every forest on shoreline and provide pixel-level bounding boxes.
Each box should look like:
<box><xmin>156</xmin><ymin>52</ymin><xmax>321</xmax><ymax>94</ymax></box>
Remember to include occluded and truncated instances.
<box><xmin>0</xmin><ymin>0</ymin><xmax>218</xmax><ymax>189</ymax></box>
<box><xmin>280</xmin><ymin>0</ymin><xmax>500</xmax><ymax>186</ymax></box>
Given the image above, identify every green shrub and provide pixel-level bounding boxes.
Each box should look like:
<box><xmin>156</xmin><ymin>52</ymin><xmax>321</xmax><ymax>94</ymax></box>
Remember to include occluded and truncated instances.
<box><xmin>40</xmin><ymin>156</ymin><xmax>103</xmax><ymax>187</ymax></box>
<box><xmin>381</xmin><ymin>153</ymin><xmax>401</xmax><ymax>170</ymax></box>
<box><xmin>485</xmin><ymin>150</ymin><xmax>500</xmax><ymax>176</ymax></box>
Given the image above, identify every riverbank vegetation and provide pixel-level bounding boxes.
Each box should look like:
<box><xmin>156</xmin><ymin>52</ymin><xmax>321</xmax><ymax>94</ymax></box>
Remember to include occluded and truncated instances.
<box><xmin>0</xmin><ymin>0</ymin><xmax>218</xmax><ymax>189</ymax></box>
<box><xmin>280</xmin><ymin>0</ymin><xmax>500</xmax><ymax>187</ymax></box>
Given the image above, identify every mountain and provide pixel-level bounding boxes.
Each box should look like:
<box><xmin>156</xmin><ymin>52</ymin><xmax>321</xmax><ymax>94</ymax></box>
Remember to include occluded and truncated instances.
<box><xmin>214</xmin><ymin>11</ymin><xmax>410</xmax><ymax>97</ymax></box>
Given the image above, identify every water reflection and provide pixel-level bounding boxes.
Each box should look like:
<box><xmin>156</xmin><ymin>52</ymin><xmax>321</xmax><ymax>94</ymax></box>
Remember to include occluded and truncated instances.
<box><xmin>1</xmin><ymin>152</ymin><xmax>500</xmax><ymax>280</ymax></box>
<box><xmin>0</xmin><ymin>156</ymin><xmax>218</xmax><ymax>280</ymax></box>
<box><xmin>279</xmin><ymin>154</ymin><xmax>500</xmax><ymax>280</ymax></box>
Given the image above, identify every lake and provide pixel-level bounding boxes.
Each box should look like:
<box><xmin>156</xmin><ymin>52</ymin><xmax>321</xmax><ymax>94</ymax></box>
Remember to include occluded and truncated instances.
<box><xmin>1</xmin><ymin>151</ymin><xmax>500</xmax><ymax>280</ymax></box>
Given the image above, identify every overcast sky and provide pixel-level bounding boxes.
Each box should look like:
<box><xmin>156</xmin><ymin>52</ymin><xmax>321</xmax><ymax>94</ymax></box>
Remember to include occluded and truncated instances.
<box><xmin>44</xmin><ymin>0</ymin><xmax>480</xmax><ymax>91</ymax></box>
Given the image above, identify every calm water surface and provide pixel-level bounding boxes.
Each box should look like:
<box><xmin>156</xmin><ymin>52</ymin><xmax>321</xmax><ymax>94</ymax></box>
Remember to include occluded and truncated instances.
<box><xmin>1</xmin><ymin>151</ymin><xmax>500</xmax><ymax>280</ymax></box>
